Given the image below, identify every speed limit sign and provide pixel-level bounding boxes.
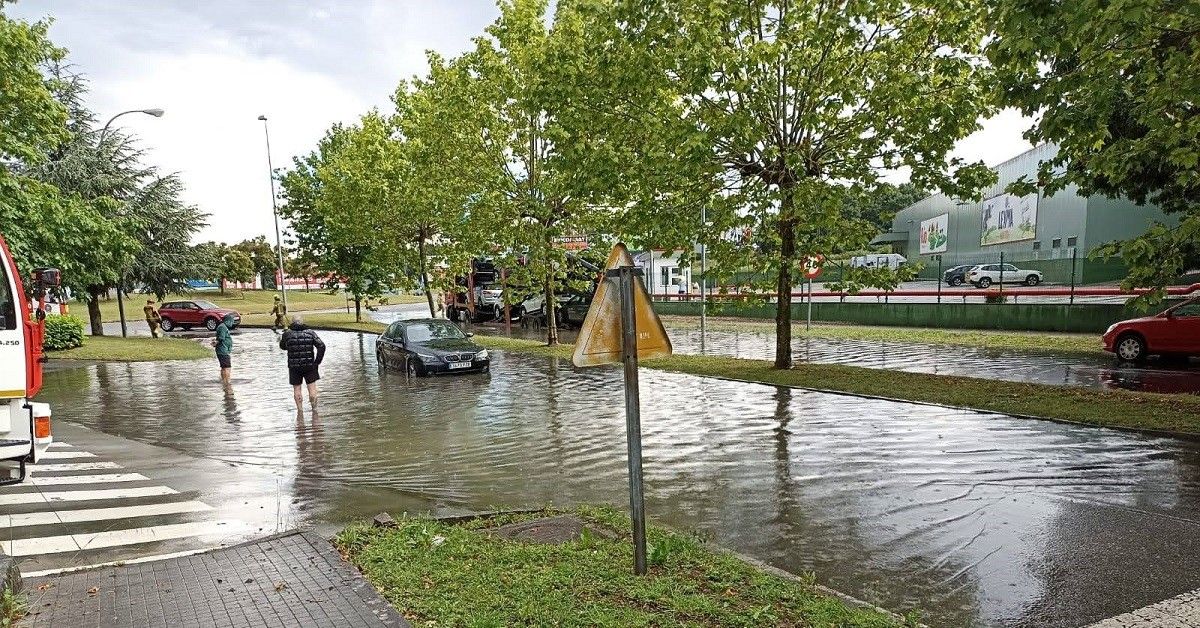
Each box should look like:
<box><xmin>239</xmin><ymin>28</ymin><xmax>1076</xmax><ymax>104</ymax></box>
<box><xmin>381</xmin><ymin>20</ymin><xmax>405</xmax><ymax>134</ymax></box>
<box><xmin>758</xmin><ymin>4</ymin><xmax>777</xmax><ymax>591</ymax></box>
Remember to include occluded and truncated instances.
<box><xmin>801</xmin><ymin>254</ymin><xmax>825</xmax><ymax>280</ymax></box>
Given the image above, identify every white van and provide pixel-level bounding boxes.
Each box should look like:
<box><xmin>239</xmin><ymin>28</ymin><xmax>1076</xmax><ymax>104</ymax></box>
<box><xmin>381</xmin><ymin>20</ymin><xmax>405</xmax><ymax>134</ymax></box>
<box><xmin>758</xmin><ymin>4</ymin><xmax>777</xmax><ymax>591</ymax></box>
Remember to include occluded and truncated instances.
<box><xmin>849</xmin><ymin>254</ymin><xmax>907</xmax><ymax>269</ymax></box>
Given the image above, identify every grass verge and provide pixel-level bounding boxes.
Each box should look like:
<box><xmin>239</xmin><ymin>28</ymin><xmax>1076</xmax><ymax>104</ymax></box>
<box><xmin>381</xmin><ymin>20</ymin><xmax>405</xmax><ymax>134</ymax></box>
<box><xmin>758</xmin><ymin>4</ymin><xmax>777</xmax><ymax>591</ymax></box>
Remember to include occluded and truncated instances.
<box><xmin>47</xmin><ymin>335</ymin><xmax>211</xmax><ymax>362</ymax></box>
<box><xmin>1</xmin><ymin>587</ymin><xmax>26</xmax><ymax>627</ymax></box>
<box><xmin>239</xmin><ymin>312</ymin><xmax>388</xmax><ymax>333</ymax></box>
<box><xmin>663</xmin><ymin>316</ymin><xmax>1105</xmax><ymax>356</ymax></box>
<box><xmin>74</xmin><ymin>289</ymin><xmax>424</xmax><ymax>323</ymax></box>
<box><xmin>475</xmin><ymin>335</ymin><xmax>1200</xmax><ymax>436</ymax></box>
<box><xmin>336</xmin><ymin>506</ymin><xmax>909</xmax><ymax>627</ymax></box>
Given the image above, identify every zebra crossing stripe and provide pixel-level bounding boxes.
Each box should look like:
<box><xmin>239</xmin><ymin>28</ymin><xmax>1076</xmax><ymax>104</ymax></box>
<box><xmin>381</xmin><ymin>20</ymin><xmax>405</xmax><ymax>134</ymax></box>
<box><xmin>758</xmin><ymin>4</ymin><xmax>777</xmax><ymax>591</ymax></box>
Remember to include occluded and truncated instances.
<box><xmin>38</xmin><ymin>450</ymin><xmax>97</xmax><ymax>460</ymax></box>
<box><xmin>0</xmin><ymin>486</ymin><xmax>178</xmax><ymax>506</ymax></box>
<box><xmin>31</xmin><ymin>473</ymin><xmax>149</xmax><ymax>486</ymax></box>
<box><xmin>46</xmin><ymin>442</ymin><xmax>73</xmax><ymax>448</ymax></box>
<box><xmin>34</xmin><ymin>462</ymin><xmax>123</xmax><ymax>472</ymax></box>
<box><xmin>3</xmin><ymin>519</ymin><xmax>249</xmax><ymax>557</ymax></box>
<box><xmin>0</xmin><ymin>501</ymin><xmax>214</xmax><ymax>528</ymax></box>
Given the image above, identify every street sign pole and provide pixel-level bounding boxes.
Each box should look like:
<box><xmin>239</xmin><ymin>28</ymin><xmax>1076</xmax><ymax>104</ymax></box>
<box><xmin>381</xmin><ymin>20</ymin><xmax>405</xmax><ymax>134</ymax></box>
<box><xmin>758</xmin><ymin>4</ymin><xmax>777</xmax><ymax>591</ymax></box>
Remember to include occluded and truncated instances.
<box><xmin>806</xmin><ymin>277</ymin><xmax>813</xmax><ymax>331</ymax></box>
<box><xmin>609</xmin><ymin>266</ymin><xmax>648</xmax><ymax>576</ymax></box>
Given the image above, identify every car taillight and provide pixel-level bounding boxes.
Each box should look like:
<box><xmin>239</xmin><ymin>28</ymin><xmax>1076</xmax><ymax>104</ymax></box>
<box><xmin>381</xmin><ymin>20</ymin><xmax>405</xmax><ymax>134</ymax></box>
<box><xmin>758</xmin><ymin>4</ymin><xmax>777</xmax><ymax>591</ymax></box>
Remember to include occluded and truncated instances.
<box><xmin>34</xmin><ymin>416</ymin><xmax>51</xmax><ymax>439</ymax></box>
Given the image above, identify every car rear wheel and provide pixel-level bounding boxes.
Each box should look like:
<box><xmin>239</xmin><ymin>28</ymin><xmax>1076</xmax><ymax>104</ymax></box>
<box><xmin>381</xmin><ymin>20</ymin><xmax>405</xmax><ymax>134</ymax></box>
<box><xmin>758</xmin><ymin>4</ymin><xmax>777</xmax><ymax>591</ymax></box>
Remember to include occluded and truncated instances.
<box><xmin>1025</xmin><ymin>274</ymin><xmax>1040</xmax><ymax>286</ymax></box>
<box><xmin>160</xmin><ymin>318</ymin><xmax>174</xmax><ymax>332</ymax></box>
<box><xmin>1115</xmin><ymin>333</ymin><xmax>1147</xmax><ymax>363</ymax></box>
<box><xmin>977</xmin><ymin>277</ymin><xmax>993</xmax><ymax>288</ymax></box>
<box><xmin>204</xmin><ymin>317</ymin><xmax>218</xmax><ymax>331</ymax></box>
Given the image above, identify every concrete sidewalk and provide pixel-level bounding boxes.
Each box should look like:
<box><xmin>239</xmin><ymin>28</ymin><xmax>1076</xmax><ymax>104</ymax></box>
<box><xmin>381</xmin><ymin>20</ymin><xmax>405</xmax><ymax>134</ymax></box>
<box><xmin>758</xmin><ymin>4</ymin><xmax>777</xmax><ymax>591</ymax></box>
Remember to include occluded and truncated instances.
<box><xmin>22</xmin><ymin>531</ymin><xmax>408</xmax><ymax>627</ymax></box>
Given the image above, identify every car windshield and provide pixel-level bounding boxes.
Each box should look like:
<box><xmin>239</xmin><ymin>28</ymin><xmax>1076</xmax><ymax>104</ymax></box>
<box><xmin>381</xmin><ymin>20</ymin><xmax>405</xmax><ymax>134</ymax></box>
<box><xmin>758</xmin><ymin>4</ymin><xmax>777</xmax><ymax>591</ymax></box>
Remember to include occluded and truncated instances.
<box><xmin>405</xmin><ymin>321</ymin><xmax>466</xmax><ymax>343</ymax></box>
<box><xmin>193</xmin><ymin>300</ymin><xmax>219</xmax><ymax>309</ymax></box>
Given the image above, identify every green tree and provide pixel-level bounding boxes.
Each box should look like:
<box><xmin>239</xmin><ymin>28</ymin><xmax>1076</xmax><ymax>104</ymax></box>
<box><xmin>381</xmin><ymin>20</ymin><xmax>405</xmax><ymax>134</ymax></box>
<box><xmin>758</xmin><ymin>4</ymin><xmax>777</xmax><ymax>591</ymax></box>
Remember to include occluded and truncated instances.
<box><xmin>123</xmin><ymin>174</ymin><xmax>210</xmax><ymax>299</ymax></box>
<box><xmin>220</xmin><ymin>249</ymin><xmax>255</xmax><ymax>292</ymax></box>
<box><xmin>988</xmin><ymin>0</ymin><xmax>1199</xmax><ymax>303</ymax></box>
<box><xmin>569</xmin><ymin>0</ymin><xmax>996</xmax><ymax>367</ymax></box>
<box><xmin>231</xmin><ymin>236</ymin><xmax>278</xmax><ymax>289</ymax></box>
<box><xmin>444</xmin><ymin>0</ymin><xmax>612</xmax><ymax>345</ymax></box>
<box><xmin>849</xmin><ymin>182</ymin><xmax>929</xmax><ymax>233</ymax></box>
<box><xmin>278</xmin><ymin>126</ymin><xmax>393</xmax><ymax>321</ymax></box>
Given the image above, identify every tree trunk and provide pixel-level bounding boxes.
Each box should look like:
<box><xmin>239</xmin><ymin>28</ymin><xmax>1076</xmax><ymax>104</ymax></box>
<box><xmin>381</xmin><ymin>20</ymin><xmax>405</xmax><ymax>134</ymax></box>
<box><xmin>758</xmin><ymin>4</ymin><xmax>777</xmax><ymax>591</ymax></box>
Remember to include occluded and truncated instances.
<box><xmin>303</xmin><ymin>277</ymin><xmax>310</xmax><ymax>293</ymax></box>
<box><xmin>774</xmin><ymin>188</ymin><xmax>796</xmax><ymax>369</ymax></box>
<box><xmin>86</xmin><ymin>286</ymin><xmax>105</xmax><ymax>336</ymax></box>
<box><xmin>544</xmin><ymin>272</ymin><xmax>559</xmax><ymax>346</ymax></box>
<box><xmin>418</xmin><ymin>235</ymin><xmax>437</xmax><ymax>318</ymax></box>
<box><xmin>354</xmin><ymin>296</ymin><xmax>362</xmax><ymax>322</ymax></box>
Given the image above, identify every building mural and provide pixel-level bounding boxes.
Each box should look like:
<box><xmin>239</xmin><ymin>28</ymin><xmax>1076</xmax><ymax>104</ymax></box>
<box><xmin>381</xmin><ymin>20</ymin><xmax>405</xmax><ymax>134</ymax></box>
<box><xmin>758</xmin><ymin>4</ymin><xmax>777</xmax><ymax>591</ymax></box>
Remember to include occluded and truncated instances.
<box><xmin>981</xmin><ymin>192</ymin><xmax>1038</xmax><ymax>246</ymax></box>
<box><xmin>919</xmin><ymin>213</ymin><xmax>949</xmax><ymax>254</ymax></box>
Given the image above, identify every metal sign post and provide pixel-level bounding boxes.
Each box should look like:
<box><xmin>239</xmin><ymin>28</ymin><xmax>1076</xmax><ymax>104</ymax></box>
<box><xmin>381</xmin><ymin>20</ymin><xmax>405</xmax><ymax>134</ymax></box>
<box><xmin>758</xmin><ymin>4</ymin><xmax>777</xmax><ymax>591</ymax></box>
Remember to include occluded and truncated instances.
<box><xmin>609</xmin><ymin>265</ymin><xmax>648</xmax><ymax>575</ymax></box>
<box><xmin>806</xmin><ymin>277</ymin><xmax>813</xmax><ymax>331</ymax></box>
<box><xmin>575</xmin><ymin>244</ymin><xmax>672</xmax><ymax>576</ymax></box>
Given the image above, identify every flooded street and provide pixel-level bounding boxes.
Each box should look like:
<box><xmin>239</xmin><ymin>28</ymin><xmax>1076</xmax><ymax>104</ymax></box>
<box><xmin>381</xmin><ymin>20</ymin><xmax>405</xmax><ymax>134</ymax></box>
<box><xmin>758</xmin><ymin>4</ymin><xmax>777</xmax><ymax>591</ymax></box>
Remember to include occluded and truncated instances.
<box><xmin>36</xmin><ymin>329</ymin><xmax>1200</xmax><ymax>627</ymax></box>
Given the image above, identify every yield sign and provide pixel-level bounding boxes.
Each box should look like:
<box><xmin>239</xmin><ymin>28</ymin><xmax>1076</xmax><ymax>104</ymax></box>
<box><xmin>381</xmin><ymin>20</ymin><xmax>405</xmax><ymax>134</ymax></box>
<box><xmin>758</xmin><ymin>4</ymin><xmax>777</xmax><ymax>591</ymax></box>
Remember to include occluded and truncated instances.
<box><xmin>571</xmin><ymin>243</ymin><xmax>673</xmax><ymax>368</ymax></box>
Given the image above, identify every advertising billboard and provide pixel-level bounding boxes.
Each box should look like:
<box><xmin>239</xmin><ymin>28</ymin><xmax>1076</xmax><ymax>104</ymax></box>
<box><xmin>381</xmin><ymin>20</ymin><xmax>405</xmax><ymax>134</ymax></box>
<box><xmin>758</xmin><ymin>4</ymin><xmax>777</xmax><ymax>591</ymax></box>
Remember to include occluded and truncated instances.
<box><xmin>919</xmin><ymin>213</ymin><xmax>949</xmax><ymax>254</ymax></box>
<box><xmin>981</xmin><ymin>192</ymin><xmax>1038</xmax><ymax>246</ymax></box>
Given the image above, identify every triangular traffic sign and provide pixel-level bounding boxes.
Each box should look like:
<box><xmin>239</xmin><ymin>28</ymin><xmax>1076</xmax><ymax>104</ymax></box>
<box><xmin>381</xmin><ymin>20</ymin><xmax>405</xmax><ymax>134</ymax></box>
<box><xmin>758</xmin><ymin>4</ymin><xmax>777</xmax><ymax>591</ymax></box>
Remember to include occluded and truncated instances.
<box><xmin>572</xmin><ymin>243</ymin><xmax>673</xmax><ymax>367</ymax></box>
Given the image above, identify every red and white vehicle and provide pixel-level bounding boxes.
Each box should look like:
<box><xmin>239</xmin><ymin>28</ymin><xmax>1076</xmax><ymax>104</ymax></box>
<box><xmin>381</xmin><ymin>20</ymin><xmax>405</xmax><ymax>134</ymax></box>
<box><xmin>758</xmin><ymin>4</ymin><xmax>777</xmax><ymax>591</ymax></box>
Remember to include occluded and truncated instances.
<box><xmin>0</xmin><ymin>233</ymin><xmax>56</xmax><ymax>484</ymax></box>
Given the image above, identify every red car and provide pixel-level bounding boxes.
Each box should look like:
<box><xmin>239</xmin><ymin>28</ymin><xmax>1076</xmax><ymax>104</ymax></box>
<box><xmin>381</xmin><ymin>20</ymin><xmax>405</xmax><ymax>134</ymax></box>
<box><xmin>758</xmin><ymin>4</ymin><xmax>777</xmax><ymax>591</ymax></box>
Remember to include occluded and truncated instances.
<box><xmin>158</xmin><ymin>300</ymin><xmax>241</xmax><ymax>332</ymax></box>
<box><xmin>1103</xmin><ymin>297</ymin><xmax>1200</xmax><ymax>362</ymax></box>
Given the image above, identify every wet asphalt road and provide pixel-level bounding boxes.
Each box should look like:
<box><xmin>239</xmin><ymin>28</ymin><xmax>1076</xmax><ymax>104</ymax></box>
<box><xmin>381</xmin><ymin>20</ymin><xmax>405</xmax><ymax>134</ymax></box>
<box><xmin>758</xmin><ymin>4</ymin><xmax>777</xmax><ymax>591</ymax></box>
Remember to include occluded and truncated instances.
<box><xmin>35</xmin><ymin>329</ymin><xmax>1200</xmax><ymax>627</ymax></box>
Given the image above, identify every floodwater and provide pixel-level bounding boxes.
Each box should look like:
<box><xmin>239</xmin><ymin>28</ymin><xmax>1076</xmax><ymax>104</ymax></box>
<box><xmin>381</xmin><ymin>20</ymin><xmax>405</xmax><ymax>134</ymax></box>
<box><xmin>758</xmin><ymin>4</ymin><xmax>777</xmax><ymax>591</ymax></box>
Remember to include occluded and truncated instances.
<box><xmin>37</xmin><ymin>329</ymin><xmax>1200</xmax><ymax>627</ymax></box>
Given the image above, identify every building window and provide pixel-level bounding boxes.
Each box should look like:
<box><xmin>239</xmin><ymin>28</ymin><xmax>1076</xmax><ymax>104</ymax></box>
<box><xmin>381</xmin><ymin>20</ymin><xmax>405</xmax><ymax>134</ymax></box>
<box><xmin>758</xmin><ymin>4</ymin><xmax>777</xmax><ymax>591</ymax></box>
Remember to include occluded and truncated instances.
<box><xmin>1052</xmin><ymin>238</ymin><xmax>1062</xmax><ymax>248</ymax></box>
<box><xmin>1067</xmin><ymin>236</ymin><xmax>1078</xmax><ymax>247</ymax></box>
<box><xmin>1032</xmin><ymin>241</ymin><xmax>1041</xmax><ymax>251</ymax></box>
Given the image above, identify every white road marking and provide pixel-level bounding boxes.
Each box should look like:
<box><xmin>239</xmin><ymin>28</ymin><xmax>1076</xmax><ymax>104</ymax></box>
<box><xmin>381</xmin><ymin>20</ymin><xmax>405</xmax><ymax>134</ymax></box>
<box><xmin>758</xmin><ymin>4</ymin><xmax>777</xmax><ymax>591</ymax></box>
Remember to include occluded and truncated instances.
<box><xmin>33</xmin><ymin>462</ymin><xmax>123</xmax><ymax>472</ymax></box>
<box><xmin>4</xmin><ymin>520</ymin><xmax>249</xmax><ymax>557</ymax></box>
<box><xmin>0</xmin><ymin>501</ymin><xmax>214</xmax><ymax>529</ymax></box>
<box><xmin>46</xmin><ymin>442</ymin><xmax>73</xmax><ymax>448</ymax></box>
<box><xmin>30</xmin><ymin>473</ymin><xmax>148</xmax><ymax>486</ymax></box>
<box><xmin>38</xmin><ymin>450</ymin><xmax>96</xmax><ymax>460</ymax></box>
<box><xmin>0</xmin><ymin>485</ymin><xmax>177</xmax><ymax>506</ymax></box>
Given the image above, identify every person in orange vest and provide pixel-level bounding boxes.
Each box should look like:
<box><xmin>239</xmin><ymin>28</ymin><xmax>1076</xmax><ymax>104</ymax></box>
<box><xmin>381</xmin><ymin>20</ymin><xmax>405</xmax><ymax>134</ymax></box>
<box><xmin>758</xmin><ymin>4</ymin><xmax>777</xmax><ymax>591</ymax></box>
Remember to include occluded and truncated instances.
<box><xmin>144</xmin><ymin>299</ymin><xmax>162</xmax><ymax>338</ymax></box>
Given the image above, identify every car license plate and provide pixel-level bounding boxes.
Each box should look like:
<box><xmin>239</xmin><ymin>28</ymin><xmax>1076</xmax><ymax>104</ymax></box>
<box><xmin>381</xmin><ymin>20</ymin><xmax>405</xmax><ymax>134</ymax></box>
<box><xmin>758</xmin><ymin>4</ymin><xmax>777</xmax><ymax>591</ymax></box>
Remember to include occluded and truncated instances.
<box><xmin>448</xmin><ymin>361</ymin><xmax>471</xmax><ymax>370</ymax></box>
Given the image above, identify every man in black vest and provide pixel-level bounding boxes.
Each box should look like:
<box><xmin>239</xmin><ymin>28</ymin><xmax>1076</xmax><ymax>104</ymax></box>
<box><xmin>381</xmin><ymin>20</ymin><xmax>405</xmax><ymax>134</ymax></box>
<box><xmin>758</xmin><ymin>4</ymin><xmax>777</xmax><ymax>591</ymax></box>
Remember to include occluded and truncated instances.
<box><xmin>279</xmin><ymin>314</ymin><xmax>326</xmax><ymax>411</ymax></box>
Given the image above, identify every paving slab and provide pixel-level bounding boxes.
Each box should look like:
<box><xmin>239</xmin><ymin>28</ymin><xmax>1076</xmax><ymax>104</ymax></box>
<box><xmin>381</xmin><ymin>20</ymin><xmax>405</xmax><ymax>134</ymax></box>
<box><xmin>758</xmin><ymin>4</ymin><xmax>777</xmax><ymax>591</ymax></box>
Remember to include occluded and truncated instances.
<box><xmin>22</xmin><ymin>531</ymin><xmax>408</xmax><ymax>628</ymax></box>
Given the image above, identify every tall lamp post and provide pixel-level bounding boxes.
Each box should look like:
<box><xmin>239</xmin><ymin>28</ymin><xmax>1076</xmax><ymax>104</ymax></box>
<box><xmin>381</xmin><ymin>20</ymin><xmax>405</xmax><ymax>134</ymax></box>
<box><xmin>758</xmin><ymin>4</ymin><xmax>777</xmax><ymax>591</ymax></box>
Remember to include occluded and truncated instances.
<box><xmin>257</xmin><ymin>115</ymin><xmax>288</xmax><ymax>311</ymax></box>
<box><xmin>100</xmin><ymin>108</ymin><xmax>165</xmax><ymax>338</ymax></box>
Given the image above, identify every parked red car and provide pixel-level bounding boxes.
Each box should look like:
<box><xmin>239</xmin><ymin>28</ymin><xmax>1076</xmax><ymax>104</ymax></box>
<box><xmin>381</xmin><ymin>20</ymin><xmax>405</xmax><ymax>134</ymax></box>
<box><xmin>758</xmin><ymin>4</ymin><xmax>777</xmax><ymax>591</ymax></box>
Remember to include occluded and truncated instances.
<box><xmin>1102</xmin><ymin>297</ymin><xmax>1200</xmax><ymax>362</ymax></box>
<box><xmin>158</xmin><ymin>300</ymin><xmax>241</xmax><ymax>332</ymax></box>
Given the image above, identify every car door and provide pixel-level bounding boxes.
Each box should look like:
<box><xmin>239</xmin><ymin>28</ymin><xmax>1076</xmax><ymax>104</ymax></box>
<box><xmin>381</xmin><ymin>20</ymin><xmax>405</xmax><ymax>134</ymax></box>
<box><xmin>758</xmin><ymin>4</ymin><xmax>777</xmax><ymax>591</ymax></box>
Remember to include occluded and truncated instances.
<box><xmin>377</xmin><ymin>323</ymin><xmax>400</xmax><ymax>366</ymax></box>
<box><xmin>1167</xmin><ymin>301</ymin><xmax>1200</xmax><ymax>354</ymax></box>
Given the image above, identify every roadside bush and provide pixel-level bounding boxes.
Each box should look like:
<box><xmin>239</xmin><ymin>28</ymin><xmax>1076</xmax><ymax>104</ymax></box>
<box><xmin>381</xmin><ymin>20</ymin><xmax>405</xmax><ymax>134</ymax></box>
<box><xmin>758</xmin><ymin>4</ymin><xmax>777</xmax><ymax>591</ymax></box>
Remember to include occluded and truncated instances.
<box><xmin>43</xmin><ymin>315</ymin><xmax>85</xmax><ymax>351</ymax></box>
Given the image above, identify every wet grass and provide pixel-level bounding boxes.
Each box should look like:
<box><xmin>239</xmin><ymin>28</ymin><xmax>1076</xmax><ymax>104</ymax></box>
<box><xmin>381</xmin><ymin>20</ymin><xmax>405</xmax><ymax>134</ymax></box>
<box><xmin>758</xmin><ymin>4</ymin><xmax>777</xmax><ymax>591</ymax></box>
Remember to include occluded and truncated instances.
<box><xmin>336</xmin><ymin>505</ymin><xmax>908</xmax><ymax>627</ymax></box>
<box><xmin>475</xmin><ymin>336</ymin><xmax>1200</xmax><ymax>436</ymax></box>
<box><xmin>78</xmin><ymin>289</ymin><xmax>423</xmax><ymax>323</ymax></box>
<box><xmin>238</xmin><ymin>312</ymin><xmax>388</xmax><ymax>333</ymax></box>
<box><xmin>47</xmin><ymin>335</ymin><xmax>211</xmax><ymax>362</ymax></box>
<box><xmin>1</xmin><ymin>587</ymin><xmax>26</xmax><ymax>627</ymax></box>
<box><xmin>663</xmin><ymin>316</ymin><xmax>1105</xmax><ymax>356</ymax></box>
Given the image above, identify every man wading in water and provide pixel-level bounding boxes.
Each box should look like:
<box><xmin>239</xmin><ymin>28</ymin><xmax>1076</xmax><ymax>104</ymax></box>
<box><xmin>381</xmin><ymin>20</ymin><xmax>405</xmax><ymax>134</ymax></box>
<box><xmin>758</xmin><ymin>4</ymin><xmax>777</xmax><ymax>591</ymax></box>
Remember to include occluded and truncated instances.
<box><xmin>280</xmin><ymin>314</ymin><xmax>325</xmax><ymax>411</ymax></box>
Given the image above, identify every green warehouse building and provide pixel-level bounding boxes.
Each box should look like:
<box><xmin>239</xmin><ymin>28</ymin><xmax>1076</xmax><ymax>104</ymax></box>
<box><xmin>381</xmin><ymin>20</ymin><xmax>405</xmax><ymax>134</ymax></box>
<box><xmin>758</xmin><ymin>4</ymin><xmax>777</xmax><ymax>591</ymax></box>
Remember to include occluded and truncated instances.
<box><xmin>871</xmin><ymin>144</ymin><xmax>1179</xmax><ymax>284</ymax></box>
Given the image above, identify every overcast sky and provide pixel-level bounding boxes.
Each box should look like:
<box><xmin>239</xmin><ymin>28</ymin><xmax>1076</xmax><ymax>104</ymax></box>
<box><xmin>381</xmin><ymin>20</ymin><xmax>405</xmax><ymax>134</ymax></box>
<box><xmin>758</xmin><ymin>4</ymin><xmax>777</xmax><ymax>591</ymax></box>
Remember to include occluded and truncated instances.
<box><xmin>13</xmin><ymin>1</ymin><xmax>1034</xmax><ymax>244</ymax></box>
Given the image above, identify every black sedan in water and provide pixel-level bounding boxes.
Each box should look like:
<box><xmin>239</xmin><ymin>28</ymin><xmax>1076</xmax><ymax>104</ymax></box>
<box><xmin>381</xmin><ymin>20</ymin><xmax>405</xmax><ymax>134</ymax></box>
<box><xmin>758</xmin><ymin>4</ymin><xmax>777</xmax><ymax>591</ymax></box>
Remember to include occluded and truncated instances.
<box><xmin>376</xmin><ymin>319</ymin><xmax>490</xmax><ymax>377</ymax></box>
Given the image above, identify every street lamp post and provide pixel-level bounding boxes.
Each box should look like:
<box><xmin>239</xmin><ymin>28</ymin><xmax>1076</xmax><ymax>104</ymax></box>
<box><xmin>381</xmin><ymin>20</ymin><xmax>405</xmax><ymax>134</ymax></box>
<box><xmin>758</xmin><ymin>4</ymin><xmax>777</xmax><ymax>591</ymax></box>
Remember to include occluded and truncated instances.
<box><xmin>100</xmin><ymin>108</ymin><xmax>165</xmax><ymax>338</ymax></box>
<box><xmin>257</xmin><ymin>115</ymin><xmax>288</xmax><ymax>312</ymax></box>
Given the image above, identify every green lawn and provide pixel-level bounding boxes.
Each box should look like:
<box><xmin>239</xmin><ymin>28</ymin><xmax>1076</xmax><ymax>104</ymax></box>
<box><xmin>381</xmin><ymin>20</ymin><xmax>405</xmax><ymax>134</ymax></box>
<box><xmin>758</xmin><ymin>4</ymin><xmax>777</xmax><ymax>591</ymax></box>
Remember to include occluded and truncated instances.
<box><xmin>74</xmin><ymin>289</ymin><xmax>424</xmax><ymax>323</ymax></box>
<box><xmin>664</xmin><ymin>316</ymin><xmax>1104</xmax><ymax>356</ymax></box>
<box><xmin>336</xmin><ymin>506</ymin><xmax>908</xmax><ymax>627</ymax></box>
<box><xmin>47</xmin><ymin>335</ymin><xmax>211</xmax><ymax>362</ymax></box>
<box><xmin>239</xmin><ymin>312</ymin><xmax>388</xmax><ymax>333</ymax></box>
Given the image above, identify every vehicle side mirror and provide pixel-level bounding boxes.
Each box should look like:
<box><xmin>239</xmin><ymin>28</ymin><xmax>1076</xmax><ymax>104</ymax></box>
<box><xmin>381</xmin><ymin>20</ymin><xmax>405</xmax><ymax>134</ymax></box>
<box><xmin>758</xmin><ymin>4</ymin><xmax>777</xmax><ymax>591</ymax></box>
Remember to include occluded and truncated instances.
<box><xmin>32</xmin><ymin>268</ymin><xmax>61</xmax><ymax>288</ymax></box>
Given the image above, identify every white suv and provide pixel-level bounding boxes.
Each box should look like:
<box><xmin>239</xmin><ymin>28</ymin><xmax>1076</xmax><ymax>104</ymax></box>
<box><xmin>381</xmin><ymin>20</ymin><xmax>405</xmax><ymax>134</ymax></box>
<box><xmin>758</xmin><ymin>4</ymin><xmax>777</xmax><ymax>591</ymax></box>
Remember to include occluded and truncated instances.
<box><xmin>966</xmin><ymin>264</ymin><xmax>1043</xmax><ymax>288</ymax></box>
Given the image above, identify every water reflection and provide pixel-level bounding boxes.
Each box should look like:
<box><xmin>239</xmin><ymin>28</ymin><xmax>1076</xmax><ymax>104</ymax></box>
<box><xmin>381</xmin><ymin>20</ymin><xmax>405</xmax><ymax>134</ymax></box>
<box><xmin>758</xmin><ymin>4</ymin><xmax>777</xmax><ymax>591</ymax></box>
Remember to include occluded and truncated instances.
<box><xmin>37</xmin><ymin>330</ymin><xmax>1200</xmax><ymax>627</ymax></box>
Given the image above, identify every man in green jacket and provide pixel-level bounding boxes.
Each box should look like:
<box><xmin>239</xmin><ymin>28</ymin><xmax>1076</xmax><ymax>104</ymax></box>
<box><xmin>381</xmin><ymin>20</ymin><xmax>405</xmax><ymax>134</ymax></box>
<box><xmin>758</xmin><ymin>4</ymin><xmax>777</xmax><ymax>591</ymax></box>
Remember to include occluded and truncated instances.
<box><xmin>213</xmin><ymin>312</ymin><xmax>235</xmax><ymax>384</ymax></box>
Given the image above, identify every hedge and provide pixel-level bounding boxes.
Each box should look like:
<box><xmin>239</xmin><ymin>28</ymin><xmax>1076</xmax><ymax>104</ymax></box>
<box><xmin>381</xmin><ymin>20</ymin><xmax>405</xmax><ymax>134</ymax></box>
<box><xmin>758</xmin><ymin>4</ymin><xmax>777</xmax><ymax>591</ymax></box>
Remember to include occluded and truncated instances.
<box><xmin>43</xmin><ymin>315</ymin><xmax>85</xmax><ymax>351</ymax></box>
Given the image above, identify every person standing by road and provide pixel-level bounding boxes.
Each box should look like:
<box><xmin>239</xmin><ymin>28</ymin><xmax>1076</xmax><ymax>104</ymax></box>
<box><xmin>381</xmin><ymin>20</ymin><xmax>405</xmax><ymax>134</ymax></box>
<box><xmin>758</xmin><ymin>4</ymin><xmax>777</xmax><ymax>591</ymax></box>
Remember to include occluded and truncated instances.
<box><xmin>271</xmin><ymin>294</ymin><xmax>287</xmax><ymax>332</ymax></box>
<box><xmin>143</xmin><ymin>299</ymin><xmax>161</xmax><ymax>338</ymax></box>
<box><xmin>213</xmin><ymin>312</ymin><xmax>235</xmax><ymax>384</ymax></box>
<box><xmin>280</xmin><ymin>314</ymin><xmax>325</xmax><ymax>411</ymax></box>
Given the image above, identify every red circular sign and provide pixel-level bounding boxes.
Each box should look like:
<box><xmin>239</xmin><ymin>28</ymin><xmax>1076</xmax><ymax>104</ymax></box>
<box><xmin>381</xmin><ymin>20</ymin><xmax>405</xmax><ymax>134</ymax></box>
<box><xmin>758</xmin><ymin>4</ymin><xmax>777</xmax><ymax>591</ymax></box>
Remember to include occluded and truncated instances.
<box><xmin>801</xmin><ymin>254</ymin><xmax>825</xmax><ymax>279</ymax></box>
